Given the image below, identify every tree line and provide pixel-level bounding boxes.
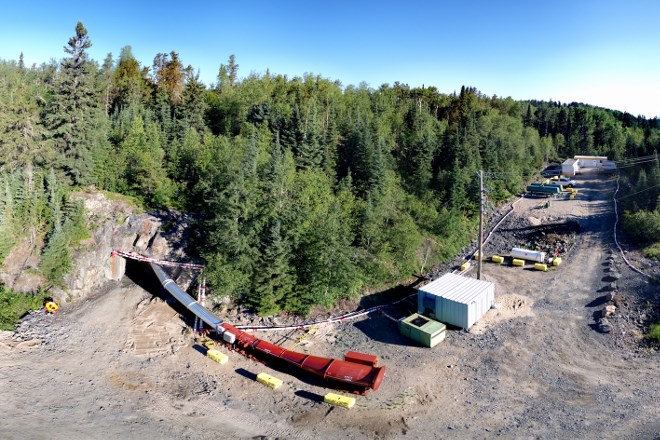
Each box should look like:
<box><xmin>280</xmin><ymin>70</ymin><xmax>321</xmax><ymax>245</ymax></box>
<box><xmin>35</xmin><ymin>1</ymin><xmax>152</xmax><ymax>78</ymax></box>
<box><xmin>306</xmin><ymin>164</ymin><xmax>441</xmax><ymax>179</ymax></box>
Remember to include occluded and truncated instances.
<box><xmin>1</xmin><ymin>22</ymin><xmax>659</xmax><ymax>315</ymax></box>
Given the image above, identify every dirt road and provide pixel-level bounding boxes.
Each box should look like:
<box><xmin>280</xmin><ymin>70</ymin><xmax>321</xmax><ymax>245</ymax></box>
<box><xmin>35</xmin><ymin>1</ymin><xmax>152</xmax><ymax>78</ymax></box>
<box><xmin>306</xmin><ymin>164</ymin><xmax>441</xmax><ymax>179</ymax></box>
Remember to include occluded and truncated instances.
<box><xmin>1</xmin><ymin>174</ymin><xmax>658</xmax><ymax>439</ymax></box>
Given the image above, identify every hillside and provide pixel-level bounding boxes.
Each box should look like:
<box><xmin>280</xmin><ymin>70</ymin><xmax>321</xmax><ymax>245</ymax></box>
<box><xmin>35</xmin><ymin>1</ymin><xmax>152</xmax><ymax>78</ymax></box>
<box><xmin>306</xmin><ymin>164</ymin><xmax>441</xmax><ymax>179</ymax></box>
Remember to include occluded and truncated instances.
<box><xmin>1</xmin><ymin>171</ymin><xmax>658</xmax><ymax>440</ymax></box>
<box><xmin>2</xmin><ymin>23</ymin><xmax>660</xmax><ymax>316</ymax></box>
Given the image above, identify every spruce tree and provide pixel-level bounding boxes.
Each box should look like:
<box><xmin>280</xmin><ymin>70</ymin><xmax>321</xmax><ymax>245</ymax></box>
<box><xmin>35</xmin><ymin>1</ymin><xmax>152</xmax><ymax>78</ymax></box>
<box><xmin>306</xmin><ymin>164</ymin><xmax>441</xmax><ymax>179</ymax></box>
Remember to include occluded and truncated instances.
<box><xmin>295</xmin><ymin>102</ymin><xmax>323</xmax><ymax>169</ymax></box>
<box><xmin>44</xmin><ymin>22</ymin><xmax>97</xmax><ymax>185</ymax></box>
<box><xmin>0</xmin><ymin>176</ymin><xmax>16</xmax><ymax>263</ymax></box>
<box><xmin>250</xmin><ymin>220</ymin><xmax>295</xmax><ymax>316</ymax></box>
<box><xmin>180</xmin><ymin>69</ymin><xmax>208</xmax><ymax>134</ymax></box>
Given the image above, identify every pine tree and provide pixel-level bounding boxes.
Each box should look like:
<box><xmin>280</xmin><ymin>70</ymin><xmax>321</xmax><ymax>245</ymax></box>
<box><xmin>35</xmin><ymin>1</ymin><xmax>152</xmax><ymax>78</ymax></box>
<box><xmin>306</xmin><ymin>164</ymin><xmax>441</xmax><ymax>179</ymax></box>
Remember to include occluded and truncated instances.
<box><xmin>280</xmin><ymin>104</ymin><xmax>303</xmax><ymax>152</ymax></box>
<box><xmin>112</xmin><ymin>46</ymin><xmax>150</xmax><ymax>111</ymax></box>
<box><xmin>180</xmin><ymin>69</ymin><xmax>208</xmax><ymax>134</ymax></box>
<box><xmin>46</xmin><ymin>168</ymin><xmax>62</xmax><ymax>232</ymax></box>
<box><xmin>295</xmin><ymin>102</ymin><xmax>323</xmax><ymax>169</ymax></box>
<box><xmin>40</xmin><ymin>168</ymin><xmax>72</xmax><ymax>285</ymax></box>
<box><xmin>98</xmin><ymin>52</ymin><xmax>114</xmax><ymax>115</ymax></box>
<box><xmin>228</xmin><ymin>54</ymin><xmax>239</xmax><ymax>87</ymax></box>
<box><xmin>120</xmin><ymin>116</ymin><xmax>172</xmax><ymax>207</ymax></box>
<box><xmin>153</xmin><ymin>51</ymin><xmax>185</xmax><ymax>106</ymax></box>
<box><xmin>203</xmin><ymin>167</ymin><xmax>256</xmax><ymax>299</ymax></box>
<box><xmin>250</xmin><ymin>220</ymin><xmax>295</xmax><ymax>316</ymax></box>
<box><xmin>40</xmin><ymin>226</ymin><xmax>71</xmax><ymax>286</ymax></box>
<box><xmin>0</xmin><ymin>175</ymin><xmax>16</xmax><ymax>263</ymax></box>
<box><xmin>43</xmin><ymin>22</ymin><xmax>97</xmax><ymax>185</ymax></box>
<box><xmin>0</xmin><ymin>62</ymin><xmax>50</xmax><ymax>171</ymax></box>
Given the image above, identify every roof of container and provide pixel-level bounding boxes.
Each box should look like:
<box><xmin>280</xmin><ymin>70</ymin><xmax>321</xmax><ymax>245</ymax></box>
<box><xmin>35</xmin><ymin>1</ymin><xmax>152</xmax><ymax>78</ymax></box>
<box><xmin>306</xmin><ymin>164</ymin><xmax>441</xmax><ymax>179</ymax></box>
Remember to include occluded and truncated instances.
<box><xmin>418</xmin><ymin>273</ymin><xmax>493</xmax><ymax>304</ymax></box>
<box><xmin>562</xmin><ymin>158</ymin><xmax>578</xmax><ymax>165</ymax></box>
<box><xmin>574</xmin><ymin>155</ymin><xmax>608</xmax><ymax>160</ymax></box>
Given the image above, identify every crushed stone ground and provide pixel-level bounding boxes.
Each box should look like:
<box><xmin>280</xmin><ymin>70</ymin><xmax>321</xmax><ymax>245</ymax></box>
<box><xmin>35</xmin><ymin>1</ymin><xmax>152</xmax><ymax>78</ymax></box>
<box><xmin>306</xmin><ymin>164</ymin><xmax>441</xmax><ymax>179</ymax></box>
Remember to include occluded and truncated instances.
<box><xmin>1</xmin><ymin>173</ymin><xmax>658</xmax><ymax>440</ymax></box>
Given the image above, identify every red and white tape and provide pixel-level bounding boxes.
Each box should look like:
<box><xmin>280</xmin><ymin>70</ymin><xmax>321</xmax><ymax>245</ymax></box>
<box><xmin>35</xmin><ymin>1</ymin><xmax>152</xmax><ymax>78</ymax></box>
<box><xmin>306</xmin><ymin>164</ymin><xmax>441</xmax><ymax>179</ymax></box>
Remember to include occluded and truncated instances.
<box><xmin>112</xmin><ymin>250</ymin><xmax>205</xmax><ymax>271</ymax></box>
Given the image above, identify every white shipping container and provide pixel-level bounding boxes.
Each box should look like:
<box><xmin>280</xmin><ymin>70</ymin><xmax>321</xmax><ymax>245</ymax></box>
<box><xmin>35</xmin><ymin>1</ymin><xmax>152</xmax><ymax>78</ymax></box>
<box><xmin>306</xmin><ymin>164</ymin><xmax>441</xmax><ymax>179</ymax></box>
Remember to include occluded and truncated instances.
<box><xmin>417</xmin><ymin>273</ymin><xmax>495</xmax><ymax>330</ymax></box>
<box><xmin>562</xmin><ymin>158</ymin><xmax>578</xmax><ymax>176</ymax></box>
<box><xmin>575</xmin><ymin>155</ymin><xmax>608</xmax><ymax>169</ymax></box>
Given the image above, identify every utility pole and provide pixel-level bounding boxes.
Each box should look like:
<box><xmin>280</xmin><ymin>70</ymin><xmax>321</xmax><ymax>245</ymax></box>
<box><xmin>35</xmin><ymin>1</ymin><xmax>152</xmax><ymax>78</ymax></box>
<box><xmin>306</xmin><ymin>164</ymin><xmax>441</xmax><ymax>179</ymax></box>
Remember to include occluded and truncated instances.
<box><xmin>477</xmin><ymin>170</ymin><xmax>484</xmax><ymax>280</ymax></box>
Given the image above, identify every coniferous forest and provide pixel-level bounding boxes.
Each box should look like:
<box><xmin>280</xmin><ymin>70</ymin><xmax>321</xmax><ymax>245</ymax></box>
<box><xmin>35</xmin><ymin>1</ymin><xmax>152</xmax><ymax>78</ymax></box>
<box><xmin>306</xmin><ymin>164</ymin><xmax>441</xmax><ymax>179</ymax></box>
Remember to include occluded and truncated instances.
<box><xmin>2</xmin><ymin>22</ymin><xmax>660</xmax><ymax>316</ymax></box>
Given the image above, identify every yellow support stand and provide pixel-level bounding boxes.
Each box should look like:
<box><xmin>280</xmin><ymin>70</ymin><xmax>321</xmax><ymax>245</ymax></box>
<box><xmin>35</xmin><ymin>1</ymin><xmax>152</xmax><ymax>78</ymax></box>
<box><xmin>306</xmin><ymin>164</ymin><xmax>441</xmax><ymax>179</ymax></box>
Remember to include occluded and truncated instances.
<box><xmin>512</xmin><ymin>258</ymin><xmax>525</xmax><ymax>267</ymax></box>
<box><xmin>534</xmin><ymin>263</ymin><xmax>548</xmax><ymax>271</ymax></box>
<box><xmin>324</xmin><ymin>392</ymin><xmax>356</xmax><ymax>409</ymax></box>
<box><xmin>207</xmin><ymin>349</ymin><xmax>228</xmax><ymax>365</ymax></box>
<box><xmin>290</xmin><ymin>325</ymin><xmax>318</xmax><ymax>349</ymax></box>
<box><xmin>203</xmin><ymin>340</ymin><xmax>217</xmax><ymax>350</ymax></box>
<box><xmin>256</xmin><ymin>372</ymin><xmax>283</xmax><ymax>390</ymax></box>
<box><xmin>491</xmin><ymin>255</ymin><xmax>504</xmax><ymax>264</ymax></box>
<box><xmin>460</xmin><ymin>261</ymin><xmax>470</xmax><ymax>271</ymax></box>
<box><xmin>552</xmin><ymin>257</ymin><xmax>562</xmax><ymax>266</ymax></box>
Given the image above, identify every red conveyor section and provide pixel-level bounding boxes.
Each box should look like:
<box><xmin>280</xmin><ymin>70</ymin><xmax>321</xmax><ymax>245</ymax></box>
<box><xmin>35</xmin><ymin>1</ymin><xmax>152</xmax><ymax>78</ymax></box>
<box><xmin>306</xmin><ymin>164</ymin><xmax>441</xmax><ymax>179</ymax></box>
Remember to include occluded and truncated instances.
<box><xmin>146</xmin><ymin>259</ymin><xmax>385</xmax><ymax>395</ymax></box>
<box><xmin>221</xmin><ymin>323</ymin><xmax>385</xmax><ymax>395</ymax></box>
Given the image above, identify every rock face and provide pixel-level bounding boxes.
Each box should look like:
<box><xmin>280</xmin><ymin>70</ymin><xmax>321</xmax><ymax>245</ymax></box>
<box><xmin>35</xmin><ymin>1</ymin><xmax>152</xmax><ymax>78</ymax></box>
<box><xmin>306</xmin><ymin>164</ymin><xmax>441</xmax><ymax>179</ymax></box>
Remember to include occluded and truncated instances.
<box><xmin>1</xmin><ymin>190</ymin><xmax>191</xmax><ymax>304</ymax></box>
<box><xmin>61</xmin><ymin>191</ymin><xmax>188</xmax><ymax>302</ymax></box>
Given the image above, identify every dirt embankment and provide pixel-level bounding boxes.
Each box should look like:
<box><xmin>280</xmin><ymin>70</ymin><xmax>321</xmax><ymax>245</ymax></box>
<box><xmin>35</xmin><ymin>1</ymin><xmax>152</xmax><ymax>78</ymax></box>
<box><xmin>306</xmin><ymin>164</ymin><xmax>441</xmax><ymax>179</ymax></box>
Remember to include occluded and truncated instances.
<box><xmin>0</xmin><ymin>174</ymin><xmax>658</xmax><ymax>440</ymax></box>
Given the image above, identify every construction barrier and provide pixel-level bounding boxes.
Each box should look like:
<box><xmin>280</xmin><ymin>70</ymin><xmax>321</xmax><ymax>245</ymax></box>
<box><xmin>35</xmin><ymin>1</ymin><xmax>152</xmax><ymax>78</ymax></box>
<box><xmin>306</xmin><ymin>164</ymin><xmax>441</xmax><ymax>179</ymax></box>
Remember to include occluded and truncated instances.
<box><xmin>460</xmin><ymin>262</ymin><xmax>470</xmax><ymax>271</ymax></box>
<box><xmin>534</xmin><ymin>263</ymin><xmax>548</xmax><ymax>272</ymax></box>
<box><xmin>552</xmin><ymin>257</ymin><xmax>562</xmax><ymax>266</ymax></box>
<box><xmin>207</xmin><ymin>349</ymin><xmax>228</xmax><ymax>365</ymax></box>
<box><xmin>512</xmin><ymin>259</ymin><xmax>525</xmax><ymax>267</ymax></box>
<box><xmin>491</xmin><ymin>255</ymin><xmax>504</xmax><ymax>264</ymax></box>
<box><xmin>324</xmin><ymin>392</ymin><xmax>356</xmax><ymax>409</ymax></box>
<box><xmin>111</xmin><ymin>250</ymin><xmax>205</xmax><ymax>271</ymax></box>
<box><xmin>257</xmin><ymin>373</ymin><xmax>283</xmax><ymax>390</ymax></box>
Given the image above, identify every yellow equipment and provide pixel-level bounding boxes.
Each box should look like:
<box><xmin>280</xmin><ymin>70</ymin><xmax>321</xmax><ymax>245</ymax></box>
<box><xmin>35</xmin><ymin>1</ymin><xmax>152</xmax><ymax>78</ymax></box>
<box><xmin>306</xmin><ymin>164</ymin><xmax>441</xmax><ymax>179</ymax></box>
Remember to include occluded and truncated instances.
<box><xmin>207</xmin><ymin>349</ymin><xmax>229</xmax><ymax>365</ymax></box>
<box><xmin>45</xmin><ymin>301</ymin><xmax>59</xmax><ymax>314</ymax></box>
<box><xmin>324</xmin><ymin>392</ymin><xmax>356</xmax><ymax>408</ymax></box>
<box><xmin>257</xmin><ymin>373</ymin><xmax>283</xmax><ymax>390</ymax></box>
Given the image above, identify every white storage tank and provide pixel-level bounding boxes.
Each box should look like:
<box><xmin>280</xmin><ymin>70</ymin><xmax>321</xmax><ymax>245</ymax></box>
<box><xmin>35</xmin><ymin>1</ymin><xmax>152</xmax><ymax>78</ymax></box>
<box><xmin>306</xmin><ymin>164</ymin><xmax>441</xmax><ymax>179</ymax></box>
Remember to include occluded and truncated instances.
<box><xmin>511</xmin><ymin>247</ymin><xmax>546</xmax><ymax>263</ymax></box>
<box><xmin>417</xmin><ymin>273</ymin><xmax>495</xmax><ymax>330</ymax></box>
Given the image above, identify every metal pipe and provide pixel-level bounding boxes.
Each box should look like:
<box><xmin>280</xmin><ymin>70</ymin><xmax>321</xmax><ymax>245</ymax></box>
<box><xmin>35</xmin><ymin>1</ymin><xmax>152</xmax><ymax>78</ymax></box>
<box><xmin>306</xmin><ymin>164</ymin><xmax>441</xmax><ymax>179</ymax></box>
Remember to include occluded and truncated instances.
<box><xmin>149</xmin><ymin>262</ymin><xmax>224</xmax><ymax>335</ymax></box>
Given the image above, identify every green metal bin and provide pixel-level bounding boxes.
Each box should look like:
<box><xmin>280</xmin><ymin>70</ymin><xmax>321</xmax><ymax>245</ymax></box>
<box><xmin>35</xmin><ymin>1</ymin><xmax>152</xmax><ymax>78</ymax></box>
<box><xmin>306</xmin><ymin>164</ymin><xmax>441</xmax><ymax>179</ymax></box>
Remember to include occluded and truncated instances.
<box><xmin>399</xmin><ymin>313</ymin><xmax>447</xmax><ymax>348</ymax></box>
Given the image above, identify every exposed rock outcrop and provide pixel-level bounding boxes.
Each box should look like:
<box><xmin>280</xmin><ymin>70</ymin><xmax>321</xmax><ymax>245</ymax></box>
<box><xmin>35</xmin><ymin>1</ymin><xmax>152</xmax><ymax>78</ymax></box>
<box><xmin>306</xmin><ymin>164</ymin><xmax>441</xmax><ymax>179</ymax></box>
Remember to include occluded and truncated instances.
<box><xmin>1</xmin><ymin>190</ymin><xmax>194</xmax><ymax>304</ymax></box>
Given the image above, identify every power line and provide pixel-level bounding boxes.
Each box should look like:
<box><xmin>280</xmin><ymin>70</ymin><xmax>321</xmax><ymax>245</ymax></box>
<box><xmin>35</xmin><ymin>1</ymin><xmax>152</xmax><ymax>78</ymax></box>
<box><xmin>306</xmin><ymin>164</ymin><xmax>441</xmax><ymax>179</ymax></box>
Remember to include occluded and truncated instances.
<box><xmin>615</xmin><ymin>154</ymin><xmax>658</xmax><ymax>164</ymax></box>
<box><xmin>615</xmin><ymin>182</ymin><xmax>660</xmax><ymax>201</ymax></box>
<box><xmin>617</xmin><ymin>158</ymin><xmax>659</xmax><ymax>169</ymax></box>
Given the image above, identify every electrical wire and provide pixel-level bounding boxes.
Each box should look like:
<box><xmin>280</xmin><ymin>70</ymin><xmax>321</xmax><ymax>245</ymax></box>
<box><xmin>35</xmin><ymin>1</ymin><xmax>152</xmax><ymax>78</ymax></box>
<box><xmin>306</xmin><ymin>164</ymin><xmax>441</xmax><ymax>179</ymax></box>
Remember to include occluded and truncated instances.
<box><xmin>612</xmin><ymin>173</ymin><xmax>652</xmax><ymax>279</ymax></box>
<box><xmin>615</xmin><ymin>154</ymin><xmax>658</xmax><ymax>164</ymax></box>
<box><xmin>614</xmin><ymin>182</ymin><xmax>660</xmax><ymax>201</ymax></box>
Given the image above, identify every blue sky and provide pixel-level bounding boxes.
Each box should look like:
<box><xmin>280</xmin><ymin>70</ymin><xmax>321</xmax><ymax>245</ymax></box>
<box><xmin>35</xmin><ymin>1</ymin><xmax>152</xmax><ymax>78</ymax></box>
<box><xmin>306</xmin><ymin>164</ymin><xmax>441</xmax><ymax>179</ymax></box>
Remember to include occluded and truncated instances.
<box><xmin>1</xmin><ymin>0</ymin><xmax>658</xmax><ymax>117</ymax></box>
